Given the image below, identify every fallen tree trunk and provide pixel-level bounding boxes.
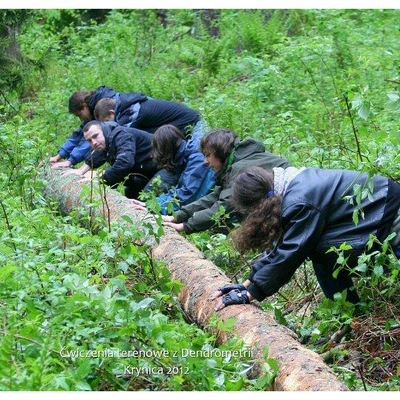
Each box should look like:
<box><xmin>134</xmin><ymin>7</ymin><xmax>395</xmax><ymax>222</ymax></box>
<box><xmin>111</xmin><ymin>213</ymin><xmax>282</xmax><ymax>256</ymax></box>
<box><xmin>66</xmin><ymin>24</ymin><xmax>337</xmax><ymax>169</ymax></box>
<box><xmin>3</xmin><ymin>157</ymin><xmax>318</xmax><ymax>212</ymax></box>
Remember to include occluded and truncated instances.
<box><xmin>41</xmin><ymin>166</ymin><xmax>348</xmax><ymax>391</ymax></box>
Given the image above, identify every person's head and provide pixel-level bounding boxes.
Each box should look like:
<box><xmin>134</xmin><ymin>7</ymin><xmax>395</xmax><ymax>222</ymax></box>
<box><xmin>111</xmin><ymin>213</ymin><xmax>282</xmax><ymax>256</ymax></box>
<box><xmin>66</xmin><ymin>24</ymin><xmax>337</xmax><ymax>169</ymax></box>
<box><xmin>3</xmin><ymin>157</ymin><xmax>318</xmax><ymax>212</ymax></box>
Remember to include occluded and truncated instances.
<box><xmin>230</xmin><ymin>166</ymin><xmax>282</xmax><ymax>254</ymax></box>
<box><xmin>200</xmin><ymin>128</ymin><xmax>237</xmax><ymax>173</ymax></box>
<box><xmin>69</xmin><ymin>91</ymin><xmax>95</xmax><ymax>121</ymax></box>
<box><xmin>151</xmin><ymin>125</ymin><xmax>184</xmax><ymax>171</ymax></box>
<box><xmin>83</xmin><ymin>120</ymin><xmax>106</xmax><ymax>151</ymax></box>
<box><xmin>94</xmin><ymin>98</ymin><xmax>116</xmax><ymax>121</ymax></box>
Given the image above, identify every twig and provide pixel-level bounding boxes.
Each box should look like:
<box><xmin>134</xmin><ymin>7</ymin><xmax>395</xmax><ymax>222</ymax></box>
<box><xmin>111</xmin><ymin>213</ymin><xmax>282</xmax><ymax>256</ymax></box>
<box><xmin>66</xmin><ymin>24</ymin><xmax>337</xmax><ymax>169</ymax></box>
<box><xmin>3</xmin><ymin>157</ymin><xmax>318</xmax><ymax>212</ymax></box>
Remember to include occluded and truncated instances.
<box><xmin>0</xmin><ymin>330</ymin><xmax>61</xmax><ymax>356</ymax></box>
<box><xmin>384</xmin><ymin>79</ymin><xmax>400</xmax><ymax>85</ymax></box>
<box><xmin>145</xmin><ymin>249</ymin><xmax>158</xmax><ymax>285</ymax></box>
<box><xmin>343</xmin><ymin>93</ymin><xmax>365</xmax><ymax>163</ymax></box>
<box><xmin>100</xmin><ymin>180</ymin><xmax>111</xmax><ymax>233</ymax></box>
<box><xmin>300</xmin><ymin>58</ymin><xmax>330</xmax><ymax>115</ymax></box>
<box><xmin>354</xmin><ymin>362</ymin><xmax>368</xmax><ymax>391</ymax></box>
<box><xmin>0</xmin><ymin>199</ymin><xmax>16</xmax><ymax>252</ymax></box>
<box><xmin>0</xmin><ymin>90</ymin><xmax>18</xmax><ymax>112</ymax></box>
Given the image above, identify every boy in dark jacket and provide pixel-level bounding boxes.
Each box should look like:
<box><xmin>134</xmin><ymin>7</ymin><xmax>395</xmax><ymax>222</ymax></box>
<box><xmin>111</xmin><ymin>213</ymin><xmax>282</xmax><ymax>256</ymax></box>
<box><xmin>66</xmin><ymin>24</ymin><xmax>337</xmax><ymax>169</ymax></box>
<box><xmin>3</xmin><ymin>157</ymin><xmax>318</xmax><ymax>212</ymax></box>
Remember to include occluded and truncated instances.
<box><xmin>162</xmin><ymin>128</ymin><xmax>291</xmax><ymax>234</ymax></box>
<box><xmin>64</xmin><ymin>120</ymin><xmax>157</xmax><ymax>199</ymax></box>
<box><xmin>94</xmin><ymin>96</ymin><xmax>204</xmax><ymax>137</ymax></box>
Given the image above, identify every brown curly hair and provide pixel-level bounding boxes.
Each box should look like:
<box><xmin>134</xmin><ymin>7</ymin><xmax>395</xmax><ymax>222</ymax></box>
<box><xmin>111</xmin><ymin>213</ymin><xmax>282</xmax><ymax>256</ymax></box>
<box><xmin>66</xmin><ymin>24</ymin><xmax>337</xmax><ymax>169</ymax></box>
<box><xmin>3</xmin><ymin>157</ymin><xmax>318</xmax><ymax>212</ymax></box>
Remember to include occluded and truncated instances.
<box><xmin>230</xmin><ymin>166</ymin><xmax>282</xmax><ymax>254</ymax></box>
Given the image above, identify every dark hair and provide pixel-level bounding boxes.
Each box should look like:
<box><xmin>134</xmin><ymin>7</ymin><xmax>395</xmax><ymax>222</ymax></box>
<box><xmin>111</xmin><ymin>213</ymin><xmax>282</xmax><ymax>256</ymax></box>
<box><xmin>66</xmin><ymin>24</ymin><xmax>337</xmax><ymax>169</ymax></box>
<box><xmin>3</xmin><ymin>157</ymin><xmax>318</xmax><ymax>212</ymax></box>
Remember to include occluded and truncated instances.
<box><xmin>200</xmin><ymin>128</ymin><xmax>237</xmax><ymax>163</ymax></box>
<box><xmin>68</xmin><ymin>90</ymin><xmax>94</xmax><ymax>114</ymax></box>
<box><xmin>83</xmin><ymin>120</ymin><xmax>102</xmax><ymax>133</ymax></box>
<box><xmin>94</xmin><ymin>98</ymin><xmax>116</xmax><ymax>120</ymax></box>
<box><xmin>230</xmin><ymin>166</ymin><xmax>282</xmax><ymax>254</ymax></box>
<box><xmin>151</xmin><ymin>125</ymin><xmax>184</xmax><ymax>171</ymax></box>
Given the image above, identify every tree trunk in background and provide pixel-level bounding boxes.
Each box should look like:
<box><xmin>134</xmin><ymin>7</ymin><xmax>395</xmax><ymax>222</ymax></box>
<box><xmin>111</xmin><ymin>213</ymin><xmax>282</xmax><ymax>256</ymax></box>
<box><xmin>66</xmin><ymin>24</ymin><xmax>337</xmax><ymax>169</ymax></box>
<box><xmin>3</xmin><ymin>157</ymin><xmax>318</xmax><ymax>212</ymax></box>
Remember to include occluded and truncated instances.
<box><xmin>198</xmin><ymin>9</ymin><xmax>220</xmax><ymax>38</ymax></box>
<box><xmin>41</xmin><ymin>166</ymin><xmax>348</xmax><ymax>392</ymax></box>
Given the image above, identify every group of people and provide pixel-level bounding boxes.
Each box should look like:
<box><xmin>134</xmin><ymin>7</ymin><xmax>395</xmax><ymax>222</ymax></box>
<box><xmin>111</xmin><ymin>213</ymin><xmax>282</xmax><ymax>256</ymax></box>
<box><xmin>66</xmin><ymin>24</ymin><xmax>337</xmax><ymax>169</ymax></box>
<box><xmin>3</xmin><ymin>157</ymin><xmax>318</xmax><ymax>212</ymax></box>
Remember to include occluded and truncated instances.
<box><xmin>49</xmin><ymin>85</ymin><xmax>400</xmax><ymax>312</ymax></box>
<box><xmin>51</xmin><ymin>85</ymin><xmax>213</xmax><ymax>208</ymax></box>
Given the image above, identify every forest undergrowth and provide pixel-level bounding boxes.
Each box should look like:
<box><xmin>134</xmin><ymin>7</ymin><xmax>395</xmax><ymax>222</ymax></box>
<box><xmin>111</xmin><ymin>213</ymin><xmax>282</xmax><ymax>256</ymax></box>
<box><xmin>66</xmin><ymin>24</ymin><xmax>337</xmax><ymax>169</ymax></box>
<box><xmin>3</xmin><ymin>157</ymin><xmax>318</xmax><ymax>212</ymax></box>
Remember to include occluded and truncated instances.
<box><xmin>1</xmin><ymin>9</ymin><xmax>400</xmax><ymax>391</ymax></box>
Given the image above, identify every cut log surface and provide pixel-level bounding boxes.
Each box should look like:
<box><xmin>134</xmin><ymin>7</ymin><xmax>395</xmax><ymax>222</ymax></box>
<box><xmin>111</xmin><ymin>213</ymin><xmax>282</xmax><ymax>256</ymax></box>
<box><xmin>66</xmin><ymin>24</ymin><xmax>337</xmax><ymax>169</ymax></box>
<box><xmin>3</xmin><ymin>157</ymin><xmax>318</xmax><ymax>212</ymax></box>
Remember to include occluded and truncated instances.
<box><xmin>41</xmin><ymin>167</ymin><xmax>348</xmax><ymax>391</ymax></box>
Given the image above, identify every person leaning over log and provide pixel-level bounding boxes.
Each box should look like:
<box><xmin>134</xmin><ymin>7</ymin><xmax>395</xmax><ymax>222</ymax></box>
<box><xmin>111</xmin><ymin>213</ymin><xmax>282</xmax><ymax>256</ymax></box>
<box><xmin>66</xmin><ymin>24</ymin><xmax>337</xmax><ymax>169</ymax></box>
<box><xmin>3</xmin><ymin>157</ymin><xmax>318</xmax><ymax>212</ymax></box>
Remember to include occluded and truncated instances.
<box><xmin>212</xmin><ymin>165</ymin><xmax>400</xmax><ymax>310</ymax></box>
<box><xmin>130</xmin><ymin>124</ymin><xmax>216</xmax><ymax>214</ymax></box>
<box><xmin>49</xmin><ymin>85</ymin><xmax>204</xmax><ymax>170</ymax></box>
<box><xmin>94</xmin><ymin>96</ymin><xmax>206</xmax><ymax>139</ymax></box>
<box><xmin>162</xmin><ymin>128</ymin><xmax>292</xmax><ymax>234</ymax></box>
<box><xmin>62</xmin><ymin>120</ymin><xmax>157</xmax><ymax>199</ymax></box>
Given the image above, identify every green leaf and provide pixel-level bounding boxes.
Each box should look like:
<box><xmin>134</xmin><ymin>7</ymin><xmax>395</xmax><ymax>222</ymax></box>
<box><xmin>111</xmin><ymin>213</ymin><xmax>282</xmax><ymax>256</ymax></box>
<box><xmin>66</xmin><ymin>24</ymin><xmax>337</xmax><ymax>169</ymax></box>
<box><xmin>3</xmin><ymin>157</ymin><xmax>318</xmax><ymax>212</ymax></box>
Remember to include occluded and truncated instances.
<box><xmin>130</xmin><ymin>297</ymin><xmax>154</xmax><ymax>312</ymax></box>
<box><xmin>355</xmin><ymin>263</ymin><xmax>367</xmax><ymax>273</ymax></box>
<box><xmin>387</xmin><ymin>92</ymin><xmax>399</xmax><ymax>102</ymax></box>
<box><xmin>373</xmin><ymin>264</ymin><xmax>384</xmax><ymax>277</ymax></box>
<box><xmin>0</xmin><ymin>264</ymin><xmax>17</xmax><ymax>281</ymax></box>
<box><xmin>273</xmin><ymin>307</ymin><xmax>287</xmax><ymax>326</ymax></box>
<box><xmin>53</xmin><ymin>376</ymin><xmax>70</xmax><ymax>390</ymax></box>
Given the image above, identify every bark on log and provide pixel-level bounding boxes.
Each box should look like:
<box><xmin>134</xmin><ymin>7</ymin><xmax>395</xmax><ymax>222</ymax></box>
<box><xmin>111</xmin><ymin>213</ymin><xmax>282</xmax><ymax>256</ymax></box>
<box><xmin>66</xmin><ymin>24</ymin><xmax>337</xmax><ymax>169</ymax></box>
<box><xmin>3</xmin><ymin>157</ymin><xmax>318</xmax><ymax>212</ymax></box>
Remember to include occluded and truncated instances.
<box><xmin>40</xmin><ymin>166</ymin><xmax>348</xmax><ymax>391</ymax></box>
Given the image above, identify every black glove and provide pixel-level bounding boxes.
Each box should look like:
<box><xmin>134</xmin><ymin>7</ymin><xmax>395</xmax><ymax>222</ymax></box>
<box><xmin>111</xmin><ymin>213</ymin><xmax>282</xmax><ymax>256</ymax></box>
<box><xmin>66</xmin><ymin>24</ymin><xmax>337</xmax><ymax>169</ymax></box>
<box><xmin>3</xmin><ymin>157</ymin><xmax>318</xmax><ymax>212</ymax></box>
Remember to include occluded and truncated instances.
<box><xmin>218</xmin><ymin>283</ymin><xmax>247</xmax><ymax>295</ymax></box>
<box><xmin>222</xmin><ymin>289</ymin><xmax>250</xmax><ymax>306</ymax></box>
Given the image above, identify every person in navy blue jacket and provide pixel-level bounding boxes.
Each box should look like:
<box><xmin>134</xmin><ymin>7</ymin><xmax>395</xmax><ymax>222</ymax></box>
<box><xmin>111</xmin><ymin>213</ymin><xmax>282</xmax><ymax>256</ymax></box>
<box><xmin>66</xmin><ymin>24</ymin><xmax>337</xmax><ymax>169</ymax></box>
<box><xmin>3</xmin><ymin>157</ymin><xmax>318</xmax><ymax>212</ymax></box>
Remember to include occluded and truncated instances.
<box><xmin>94</xmin><ymin>96</ymin><xmax>206</xmax><ymax>139</ymax></box>
<box><xmin>131</xmin><ymin>125</ymin><xmax>215</xmax><ymax>214</ymax></box>
<box><xmin>64</xmin><ymin>120</ymin><xmax>157</xmax><ymax>199</ymax></box>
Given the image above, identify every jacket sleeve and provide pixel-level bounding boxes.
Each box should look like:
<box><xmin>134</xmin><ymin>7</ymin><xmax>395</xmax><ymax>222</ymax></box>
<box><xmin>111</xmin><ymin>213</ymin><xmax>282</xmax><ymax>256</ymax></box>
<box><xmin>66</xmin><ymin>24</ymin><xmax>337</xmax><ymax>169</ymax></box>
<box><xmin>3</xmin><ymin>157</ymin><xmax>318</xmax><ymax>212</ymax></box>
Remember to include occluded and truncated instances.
<box><xmin>173</xmin><ymin>154</ymin><xmax>214</xmax><ymax>204</ymax></box>
<box><xmin>58</xmin><ymin>123</ymin><xmax>91</xmax><ymax>165</ymax></box>
<box><xmin>247</xmin><ymin>203</ymin><xmax>326</xmax><ymax>301</ymax></box>
<box><xmin>102</xmin><ymin>133</ymin><xmax>137</xmax><ymax>187</ymax></box>
<box><xmin>85</xmin><ymin>149</ymin><xmax>108</xmax><ymax>170</ymax></box>
<box><xmin>174</xmin><ymin>185</ymin><xmax>232</xmax><ymax>234</ymax></box>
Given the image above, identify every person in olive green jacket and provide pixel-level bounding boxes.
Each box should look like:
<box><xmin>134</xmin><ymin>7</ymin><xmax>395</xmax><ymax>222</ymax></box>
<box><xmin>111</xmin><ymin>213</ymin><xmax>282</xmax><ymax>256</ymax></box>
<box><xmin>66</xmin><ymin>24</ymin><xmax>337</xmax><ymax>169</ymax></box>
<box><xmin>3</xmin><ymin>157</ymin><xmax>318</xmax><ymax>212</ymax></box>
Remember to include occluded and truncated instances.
<box><xmin>162</xmin><ymin>128</ymin><xmax>292</xmax><ymax>234</ymax></box>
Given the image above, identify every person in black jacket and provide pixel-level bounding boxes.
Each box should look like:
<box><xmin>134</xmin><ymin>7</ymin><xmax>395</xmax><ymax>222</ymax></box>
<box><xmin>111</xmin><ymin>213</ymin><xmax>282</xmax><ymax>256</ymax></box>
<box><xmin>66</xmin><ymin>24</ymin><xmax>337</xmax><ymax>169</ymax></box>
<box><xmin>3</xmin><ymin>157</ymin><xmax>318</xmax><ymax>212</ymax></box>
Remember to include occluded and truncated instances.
<box><xmin>95</xmin><ymin>96</ymin><xmax>208</xmax><ymax>193</ymax></box>
<box><xmin>94</xmin><ymin>96</ymin><xmax>204</xmax><ymax>138</ymax></box>
<box><xmin>64</xmin><ymin>120</ymin><xmax>157</xmax><ymax>199</ymax></box>
<box><xmin>212</xmin><ymin>166</ymin><xmax>400</xmax><ymax>310</ymax></box>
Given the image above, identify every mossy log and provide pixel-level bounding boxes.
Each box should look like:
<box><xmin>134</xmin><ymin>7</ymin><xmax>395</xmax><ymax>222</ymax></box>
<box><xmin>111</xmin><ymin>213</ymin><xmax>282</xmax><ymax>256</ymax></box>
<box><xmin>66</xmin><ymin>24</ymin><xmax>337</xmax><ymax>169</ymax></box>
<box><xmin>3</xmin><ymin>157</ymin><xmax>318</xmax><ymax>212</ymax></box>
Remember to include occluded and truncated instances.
<box><xmin>41</xmin><ymin>166</ymin><xmax>348</xmax><ymax>391</ymax></box>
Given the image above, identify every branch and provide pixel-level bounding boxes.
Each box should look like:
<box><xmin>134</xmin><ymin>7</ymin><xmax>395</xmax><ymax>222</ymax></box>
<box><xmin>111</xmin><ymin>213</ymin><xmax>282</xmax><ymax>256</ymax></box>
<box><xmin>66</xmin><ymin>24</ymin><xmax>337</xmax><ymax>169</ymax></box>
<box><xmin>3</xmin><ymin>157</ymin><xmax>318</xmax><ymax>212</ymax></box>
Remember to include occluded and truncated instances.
<box><xmin>343</xmin><ymin>93</ymin><xmax>365</xmax><ymax>163</ymax></box>
<box><xmin>0</xmin><ymin>199</ymin><xmax>16</xmax><ymax>251</ymax></box>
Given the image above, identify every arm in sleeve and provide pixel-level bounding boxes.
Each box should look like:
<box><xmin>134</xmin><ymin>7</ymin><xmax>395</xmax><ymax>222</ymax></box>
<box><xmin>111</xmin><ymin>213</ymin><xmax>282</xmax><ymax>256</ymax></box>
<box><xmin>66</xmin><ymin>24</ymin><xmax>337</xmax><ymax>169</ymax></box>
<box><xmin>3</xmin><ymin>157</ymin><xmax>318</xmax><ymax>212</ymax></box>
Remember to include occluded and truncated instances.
<box><xmin>178</xmin><ymin>186</ymin><xmax>232</xmax><ymax>234</ymax></box>
<box><xmin>67</xmin><ymin>141</ymin><xmax>91</xmax><ymax>165</ymax></box>
<box><xmin>102</xmin><ymin>133</ymin><xmax>137</xmax><ymax>187</ymax></box>
<box><xmin>58</xmin><ymin>123</ymin><xmax>90</xmax><ymax>165</ymax></box>
<box><xmin>174</xmin><ymin>186</ymin><xmax>221</xmax><ymax>224</ymax></box>
<box><xmin>84</xmin><ymin>149</ymin><xmax>108</xmax><ymax>170</ymax></box>
<box><xmin>247</xmin><ymin>204</ymin><xmax>326</xmax><ymax>301</ymax></box>
<box><xmin>174</xmin><ymin>154</ymin><xmax>214</xmax><ymax>206</ymax></box>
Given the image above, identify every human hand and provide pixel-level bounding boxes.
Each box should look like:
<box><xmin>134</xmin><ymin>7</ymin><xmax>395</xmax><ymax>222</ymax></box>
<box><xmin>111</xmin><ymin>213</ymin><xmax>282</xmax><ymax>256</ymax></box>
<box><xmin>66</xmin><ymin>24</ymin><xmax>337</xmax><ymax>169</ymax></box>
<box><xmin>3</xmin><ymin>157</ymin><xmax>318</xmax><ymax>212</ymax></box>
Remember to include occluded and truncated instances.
<box><xmin>51</xmin><ymin>160</ymin><xmax>72</xmax><ymax>169</ymax></box>
<box><xmin>212</xmin><ymin>281</ymin><xmax>254</xmax><ymax>311</ymax></box>
<box><xmin>61</xmin><ymin>169</ymin><xmax>83</xmax><ymax>178</ymax></box>
<box><xmin>214</xmin><ymin>289</ymin><xmax>253</xmax><ymax>311</ymax></box>
<box><xmin>162</xmin><ymin>221</ymin><xmax>184</xmax><ymax>232</ymax></box>
<box><xmin>210</xmin><ymin>283</ymin><xmax>247</xmax><ymax>300</ymax></box>
<box><xmin>161</xmin><ymin>215</ymin><xmax>175</xmax><ymax>223</ymax></box>
<box><xmin>78</xmin><ymin>176</ymin><xmax>92</xmax><ymax>184</ymax></box>
<box><xmin>49</xmin><ymin>155</ymin><xmax>62</xmax><ymax>163</ymax></box>
<box><xmin>131</xmin><ymin>199</ymin><xmax>147</xmax><ymax>211</ymax></box>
